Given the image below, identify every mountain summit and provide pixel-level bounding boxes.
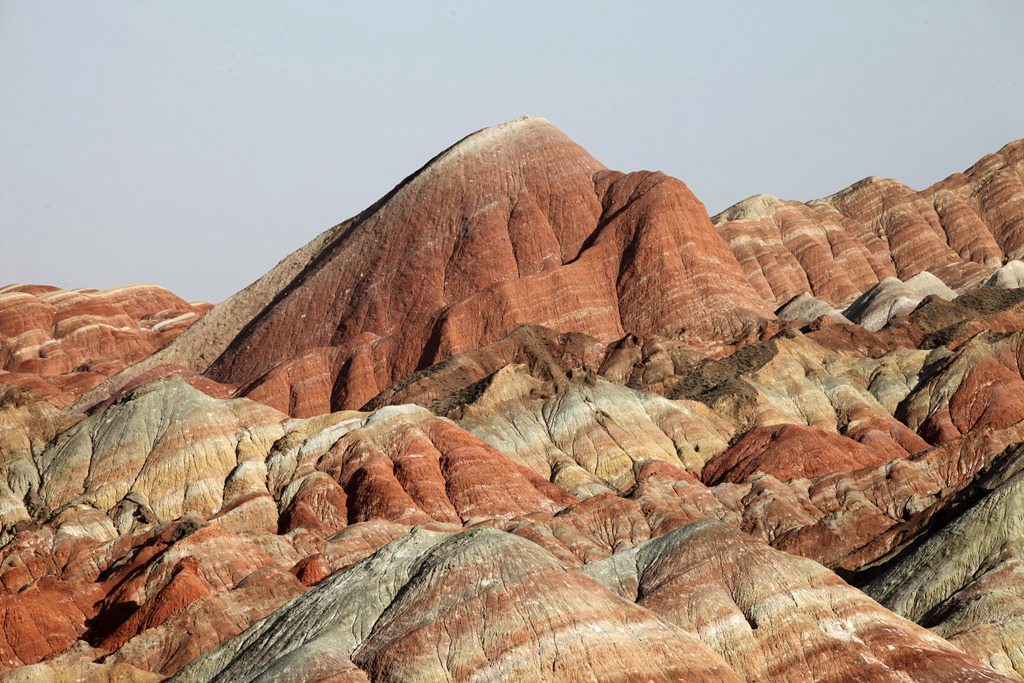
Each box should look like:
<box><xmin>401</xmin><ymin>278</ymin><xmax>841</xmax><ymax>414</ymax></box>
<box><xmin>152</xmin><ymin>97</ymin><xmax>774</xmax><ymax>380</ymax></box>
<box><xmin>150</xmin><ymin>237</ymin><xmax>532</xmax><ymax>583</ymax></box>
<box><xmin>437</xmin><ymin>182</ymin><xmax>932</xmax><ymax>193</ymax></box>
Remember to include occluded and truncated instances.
<box><xmin>83</xmin><ymin>117</ymin><xmax>770</xmax><ymax>414</ymax></box>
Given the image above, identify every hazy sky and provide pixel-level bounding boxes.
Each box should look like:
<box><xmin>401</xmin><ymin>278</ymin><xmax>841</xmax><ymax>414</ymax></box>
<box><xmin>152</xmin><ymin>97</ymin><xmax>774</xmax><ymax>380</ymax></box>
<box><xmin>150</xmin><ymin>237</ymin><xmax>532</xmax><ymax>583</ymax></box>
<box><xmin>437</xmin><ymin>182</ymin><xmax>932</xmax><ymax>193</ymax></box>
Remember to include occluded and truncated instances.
<box><xmin>2</xmin><ymin>1</ymin><xmax>1022</xmax><ymax>302</ymax></box>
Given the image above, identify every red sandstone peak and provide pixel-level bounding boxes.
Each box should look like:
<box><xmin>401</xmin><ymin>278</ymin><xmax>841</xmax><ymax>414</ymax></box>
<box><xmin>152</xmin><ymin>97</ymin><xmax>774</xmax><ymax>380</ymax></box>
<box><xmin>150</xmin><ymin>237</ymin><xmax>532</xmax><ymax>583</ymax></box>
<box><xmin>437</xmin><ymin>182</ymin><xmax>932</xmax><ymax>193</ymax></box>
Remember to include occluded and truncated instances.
<box><xmin>0</xmin><ymin>284</ymin><xmax>209</xmax><ymax>406</ymax></box>
<box><xmin>6</xmin><ymin>131</ymin><xmax>1024</xmax><ymax>682</ymax></box>
<box><xmin>80</xmin><ymin>116</ymin><xmax>770</xmax><ymax>414</ymax></box>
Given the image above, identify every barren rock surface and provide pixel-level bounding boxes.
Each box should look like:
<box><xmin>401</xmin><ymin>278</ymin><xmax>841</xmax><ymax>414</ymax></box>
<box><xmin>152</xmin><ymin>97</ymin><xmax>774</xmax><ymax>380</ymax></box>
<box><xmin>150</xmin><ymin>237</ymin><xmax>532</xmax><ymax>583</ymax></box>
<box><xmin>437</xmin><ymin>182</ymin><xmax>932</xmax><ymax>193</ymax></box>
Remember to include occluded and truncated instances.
<box><xmin>172</xmin><ymin>528</ymin><xmax>745</xmax><ymax>683</ymax></box>
<box><xmin>0</xmin><ymin>284</ymin><xmax>209</xmax><ymax>406</ymax></box>
<box><xmin>843</xmin><ymin>272</ymin><xmax>958</xmax><ymax>332</ymax></box>
<box><xmin>714</xmin><ymin>139</ymin><xmax>1024</xmax><ymax>307</ymax></box>
<box><xmin>79</xmin><ymin>117</ymin><xmax>771</xmax><ymax>415</ymax></box>
<box><xmin>588</xmin><ymin>521</ymin><xmax>1009</xmax><ymax>682</ymax></box>
<box><xmin>4</xmin><ymin>124</ymin><xmax>1024</xmax><ymax>681</ymax></box>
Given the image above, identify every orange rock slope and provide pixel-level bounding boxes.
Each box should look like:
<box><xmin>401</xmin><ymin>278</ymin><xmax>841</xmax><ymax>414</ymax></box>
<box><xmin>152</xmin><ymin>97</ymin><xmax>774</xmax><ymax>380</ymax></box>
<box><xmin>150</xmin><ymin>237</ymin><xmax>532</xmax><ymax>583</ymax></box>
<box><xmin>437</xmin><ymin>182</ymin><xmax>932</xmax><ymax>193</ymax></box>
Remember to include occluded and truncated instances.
<box><xmin>0</xmin><ymin>284</ymin><xmax>209</xmax><ymax>406</ymax></box>
<box><xmin>4</xmin><ymin>120</ymin><xmax>1024</xmax><ymax>682</ymax></box>
<box><xmin>714</xmin><ymin>140</ymin><xmax>1024</xmax><ymax>306</ymax></box>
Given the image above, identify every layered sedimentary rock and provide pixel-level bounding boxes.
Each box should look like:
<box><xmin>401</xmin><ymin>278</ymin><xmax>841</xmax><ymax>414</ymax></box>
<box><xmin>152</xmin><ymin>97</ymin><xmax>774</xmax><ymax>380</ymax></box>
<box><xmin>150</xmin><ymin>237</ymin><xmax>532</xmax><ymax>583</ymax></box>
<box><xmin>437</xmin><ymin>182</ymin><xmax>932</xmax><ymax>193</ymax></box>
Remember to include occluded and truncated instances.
<box><xmin>701</xmin><ymin>423</ymin><xmax>893</xmax><ymax>484</ymax></box>
<box><xmin>4</xmin><ymin>126</ymin><xmax>1024</xmax><ymax>681</ymax></box>
<box><xmin>2</xmin><ymin>375</ymin><xmax>577</xmax><ymax>541</ymax></box>
<box><xmin>843</xmin><ymin>271</ymin><xmax>958</xmax><ymax>331</ymax></box>
<box><xmin>74</xmin><ymin>128</ymin><xmax>1024</xmax><ymax>418</ymax></box>
<box><xmin>78</xmin><ymin>117</ymin><xmax>771</xmax><ymax>415</ymax></box>
<box><xmin>588</xmin><ymin>521</ymin><xmax>1009</xmax><ymax>682</ymax></box>
<box><xmin>458</xmin><ymin>365</ymin><xmax>733</xmax><ymax>495</ymax></box>
<box><xmin>9</xmin><ymin>321</ymin><xmax>1021</xmax><ymax>678</ymax></box>
<box><xmin>987</xmin><ymin>260</ymin><xmax>1024</xmax><ymax>288</ymax></box>
<box><xmin>863</xmin><ymin>445</ymin><xmax>1024</xmax><ymax>679</ymax></box>
<box><xmin>0</xmin><ymin>284</ymin><xmax>209</xmax><ymax>406</ymax></box>
<box><xmin>0</xmin><ymin>378</ymin><xmax>583</xmax><ymax>671</ymax></box>
<box><xmin>714</xmin><ymin>139</ymin><xmax>1024</xmax><ymax>306</ymax></box>
<box><xmin>0</xmin><ymin>376</ymin><xmax>285</xmax><ymax>539</ymax></box>
<box><xmin>776</xmin><ymin>292</ymin><xmax>850</xmax><ymax>324</ymax></box>
<box><xmin>171</xmin><ymin>527</ymin><xmax>745</xmax><ymax>683</ymax></box>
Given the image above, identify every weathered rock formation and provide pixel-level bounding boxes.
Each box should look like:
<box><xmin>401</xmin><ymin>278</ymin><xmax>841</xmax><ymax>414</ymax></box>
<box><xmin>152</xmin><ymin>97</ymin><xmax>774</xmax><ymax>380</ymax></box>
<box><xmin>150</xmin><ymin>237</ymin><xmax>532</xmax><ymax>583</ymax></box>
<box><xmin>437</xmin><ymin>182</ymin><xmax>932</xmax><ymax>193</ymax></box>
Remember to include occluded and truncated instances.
<box><xmin>843</xmin><ymin>272</ymin><xmax>958</xmax><ymax>332</ymax></box>
<box><xmin>776</xmin><ymin>292</ymin><xmax>850</xmax><ymax>324</ymax></box>
<box><xmin>78</xmin><ymin>117</ymin><xmax>775</xmax><ymax>416</ymax></box>
<box><xmin>588</xmin><ymin>521</ymin><xmax>1009</xmax><ymax>682</ymax></box>
<box><xmin>714</xmin><ymin>139</ymin><xmax>1024</xmax><ymax>306</ymax></box>
<box><xmin>171</xmin><ymin>527</ymin><xmax>747</xmax><ymax>683</ymax></box>
<box><xmin>0</xmin><ymin>284</ymin><xmax>209</xmax><ymax>406</ymax></box>
<box><xmin>4</xmin><ymin>124</ymin><xmax>1024</xmax><ymax>681</ymax></box>
<box><xmin>987</xmin><ymin>260</ymin><xmax>1024</xmax><ymax>289</ymax></box>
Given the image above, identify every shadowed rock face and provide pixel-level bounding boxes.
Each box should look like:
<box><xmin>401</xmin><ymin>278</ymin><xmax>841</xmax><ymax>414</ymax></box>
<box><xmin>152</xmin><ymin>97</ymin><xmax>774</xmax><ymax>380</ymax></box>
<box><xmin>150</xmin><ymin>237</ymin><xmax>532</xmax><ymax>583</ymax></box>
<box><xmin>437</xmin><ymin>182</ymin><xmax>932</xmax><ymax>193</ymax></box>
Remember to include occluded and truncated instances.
<box><xmin>863</xmin><ymin>447</ymin><xmax>1024</xmax><ymax>680</ymax></box>
<box><xmin>5</xmin><ymin>126</ymin><xmax>1024</xmax><ymax>681</ymax></box>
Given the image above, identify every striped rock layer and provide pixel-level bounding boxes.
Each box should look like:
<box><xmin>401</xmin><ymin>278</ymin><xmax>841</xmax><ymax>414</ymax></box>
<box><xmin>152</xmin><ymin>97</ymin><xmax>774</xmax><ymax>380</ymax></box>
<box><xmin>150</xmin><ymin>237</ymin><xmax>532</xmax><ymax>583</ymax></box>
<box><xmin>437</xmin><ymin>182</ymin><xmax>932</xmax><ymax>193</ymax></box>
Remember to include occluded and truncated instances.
<box><xmin>714</xmin><ymin>140</ymin><xmax>1024</xmax><ymax>306</ymax></box>
<box><xmin>3</xmin><ymin>123</ymin><xmax>1024</xmax><ymax>681</ymax></box>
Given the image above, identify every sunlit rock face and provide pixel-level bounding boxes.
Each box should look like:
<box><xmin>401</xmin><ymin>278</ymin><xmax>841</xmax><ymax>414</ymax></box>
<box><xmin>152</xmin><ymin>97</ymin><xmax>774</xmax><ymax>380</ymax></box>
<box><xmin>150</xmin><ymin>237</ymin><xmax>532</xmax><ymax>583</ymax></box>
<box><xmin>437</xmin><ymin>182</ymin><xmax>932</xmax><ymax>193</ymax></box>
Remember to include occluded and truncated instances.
<box><xmin>714</xmin><ymin>139</ymin><xmax>1024</xmax><ymax>308</ymax></box>
<box><xmin>4</xmin><ymin>125</ymin><xmax>1024</xmax><ymax>681</ymax></box>
<box><xmin>587</xmin><ymin>521</ymin><xmax>1008</xmax><ymax>682</ymax></box>
<box><xmin>76</xmin><ymin>116</ymin><xmax>773</xmax><ymax>417</ymax></box>
<box><xmin>170</xmin><ymin>527</ymin><xmax>748</xmax><ymax>683</ymax></box>
<box><xmin>0</xmin><ymin>284</ymin><xmax>209</xmax><ymax>406</ymax></box>
<box><xmin>194</xmin><ymin>116</ymin><xmax>771</xmax><ymax>412</ymax></box>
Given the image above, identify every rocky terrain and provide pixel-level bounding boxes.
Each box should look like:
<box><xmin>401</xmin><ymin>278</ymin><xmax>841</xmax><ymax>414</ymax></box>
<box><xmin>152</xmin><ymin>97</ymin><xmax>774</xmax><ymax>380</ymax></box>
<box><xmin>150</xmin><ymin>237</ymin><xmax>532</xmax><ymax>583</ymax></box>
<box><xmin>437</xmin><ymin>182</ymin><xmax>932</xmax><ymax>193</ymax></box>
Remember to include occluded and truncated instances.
<box><xmin>714</xmin><ymin>139</ymin><xmax>1024</xmax><ymax>306</ymax></box>
<box><xmin>0</xmin><ymin>285</ymin><xmax>210</xmax><ymax>407</ymax></box>
<box><xmin>3</xmin><ymin>117</ymin><xmax>1024</xmax><ymax>681</ymax></box>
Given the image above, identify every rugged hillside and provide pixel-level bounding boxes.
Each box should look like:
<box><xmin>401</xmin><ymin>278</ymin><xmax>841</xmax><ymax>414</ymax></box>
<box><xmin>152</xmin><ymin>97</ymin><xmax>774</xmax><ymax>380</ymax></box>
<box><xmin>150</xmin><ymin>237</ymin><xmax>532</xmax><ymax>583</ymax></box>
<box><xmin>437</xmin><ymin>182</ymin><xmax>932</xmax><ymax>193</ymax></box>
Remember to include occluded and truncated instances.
<box><xmin>79</xmin><ymin>125</ymin><xmax>1024</xmax><ymax>421</ymax></box>
<box><xmin>0</xmin><ymin>285</ymin><xmax>209</xmax><ymax>406</ymax></box>
<box><xmin>714</xmin><ymin>140</ymin><xmax>1024</xmax><ymax>306</ymax></box>
<box><xmin>5</xmin><ymin>122</ymin><xmax>1024</xmax><ymax>681</ymax></box>
<box><xmin>8</xmin><ymin>298</ymin><xmax>1024</xmax><ymax>680</ymax></box>
<box><xmin>78</xmin><ymin>117</ymin><xmax>774</xmax><ymax>415</ymax></box>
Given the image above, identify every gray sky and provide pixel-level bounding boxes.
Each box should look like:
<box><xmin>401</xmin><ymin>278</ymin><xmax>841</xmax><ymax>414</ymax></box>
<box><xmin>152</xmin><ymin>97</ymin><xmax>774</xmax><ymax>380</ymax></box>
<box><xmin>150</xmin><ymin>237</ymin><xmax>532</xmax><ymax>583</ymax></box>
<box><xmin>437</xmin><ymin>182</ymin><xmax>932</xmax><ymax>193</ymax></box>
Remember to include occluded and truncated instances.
<box><xmin>2</xmin><ymin>1</ymin><xmax>1022</xmax><ymax>302</ymax></box>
